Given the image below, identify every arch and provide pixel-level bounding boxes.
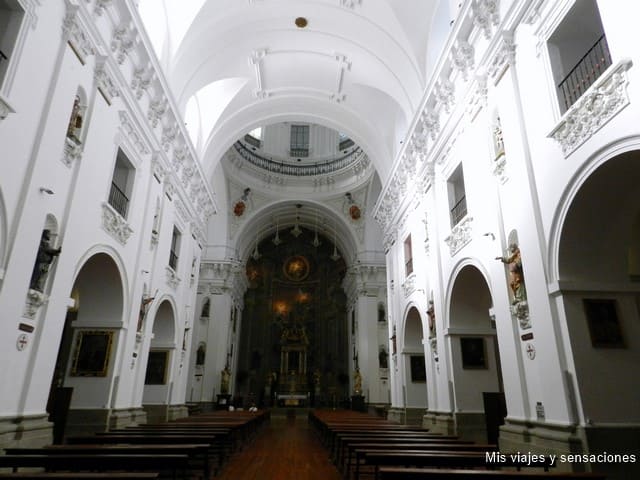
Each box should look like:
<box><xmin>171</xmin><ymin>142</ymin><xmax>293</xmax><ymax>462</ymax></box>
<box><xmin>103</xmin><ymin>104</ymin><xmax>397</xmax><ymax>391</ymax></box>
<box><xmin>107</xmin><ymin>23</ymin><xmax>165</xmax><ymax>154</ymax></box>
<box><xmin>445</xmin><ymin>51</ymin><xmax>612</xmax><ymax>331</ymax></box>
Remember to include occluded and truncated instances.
<box><xmin>0</xmin><ymin>187</ymin><xmax>8</xmax><ymax>283</ymax></box>
<box><xmin>444</xmin><ymin>258</ymin><xmax>494</xmax><ymax>329</ymax></box>
<box><xmin>554</xmin><ymin>147</ymin><xmax>640</xmax><ymax>424</ymax></box>
<box><xmin>70</xmin><ymin>245</ymin><xmax>130</xmax><ymax>319</ymax></box>
<box><xmin>232</xmin><ymin>199</ymin><xmax>359</xmax><ymax>264</ymax></box>
<box><xmin>447</xmin><ymin>262</ymin><xmax>503</xmax><ymax>443</ymax></box>
<box><xmin>548</xmin><ymin>136</ymin><xmax>640</xmax><ymax>283</ymax></box>
<box><xmin>401</xmin><ymin>305</ymin><xmax>427</xmax><ymax>408</ymax></box>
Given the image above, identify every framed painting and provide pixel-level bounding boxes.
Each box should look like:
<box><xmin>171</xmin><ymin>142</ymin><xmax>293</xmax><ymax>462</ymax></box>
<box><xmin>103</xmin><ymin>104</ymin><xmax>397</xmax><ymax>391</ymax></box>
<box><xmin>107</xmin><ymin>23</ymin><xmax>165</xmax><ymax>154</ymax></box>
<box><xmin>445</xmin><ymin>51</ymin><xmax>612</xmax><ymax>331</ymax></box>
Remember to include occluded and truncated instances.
<box><xmin>410</xmin><ymin>355</ymin><xmax>426</xmax><ymax>382</ymax></box>
<box><xmin>460</xmin><ymin>337</ymin><xmax>487</xmax><ymax>369</ymax></box>
<box><xmin>145</xmin><ymin>350</ymin><xmax>169</xmax><ymax>385</ymax></box>
<box><xmin>583</xmin><ymin>299</ymin><xmax>625</xmax><ymax>348</ymax></box>
<box><xmin>70</xmin><ymin>330</ymin><xmax>113</xmax><ymax>377</ymax></box>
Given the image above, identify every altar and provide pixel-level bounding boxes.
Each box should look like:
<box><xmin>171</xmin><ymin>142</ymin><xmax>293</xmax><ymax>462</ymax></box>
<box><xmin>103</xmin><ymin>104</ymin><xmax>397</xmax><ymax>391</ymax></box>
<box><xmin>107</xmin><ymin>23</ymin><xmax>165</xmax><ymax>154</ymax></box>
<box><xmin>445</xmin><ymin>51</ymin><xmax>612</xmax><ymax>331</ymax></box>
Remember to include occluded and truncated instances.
<box><xmin>277</xmin><ymin>393</ymin><xmax>308</xmax><ymax>407</ymax></box>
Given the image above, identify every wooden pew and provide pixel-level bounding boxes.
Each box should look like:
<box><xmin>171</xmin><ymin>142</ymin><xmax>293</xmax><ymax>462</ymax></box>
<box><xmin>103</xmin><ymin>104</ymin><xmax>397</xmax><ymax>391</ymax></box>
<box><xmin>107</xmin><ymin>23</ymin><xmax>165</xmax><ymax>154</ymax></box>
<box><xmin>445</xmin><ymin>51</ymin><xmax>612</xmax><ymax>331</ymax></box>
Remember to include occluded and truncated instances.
<box><xmin>0</xmin><ymin>474</ymin><xmax>159</xmax><ymax>480</ymax></box>
<box><xmin>345</xmin><ymin>443</ymin><xmax>495</xmax><ymax>479</ymax></box>
<box><xmin>5</xmin><ymin>444</ymin><xmax>210</xmax><ymax>480</ymax></box>
<box><xmin>0</xmin><ymin>454</ymin><xmax>189</xmax><ymax>480</ymax></box>
<box><xmin>377</xmin><ymin>468</ymin><xmax>607</xmax><ymax>480</ymax></box>
<box><xmin>362</xmin><ymin>452</ymin><xmax>556</xmax><ymax>480</ymax></box>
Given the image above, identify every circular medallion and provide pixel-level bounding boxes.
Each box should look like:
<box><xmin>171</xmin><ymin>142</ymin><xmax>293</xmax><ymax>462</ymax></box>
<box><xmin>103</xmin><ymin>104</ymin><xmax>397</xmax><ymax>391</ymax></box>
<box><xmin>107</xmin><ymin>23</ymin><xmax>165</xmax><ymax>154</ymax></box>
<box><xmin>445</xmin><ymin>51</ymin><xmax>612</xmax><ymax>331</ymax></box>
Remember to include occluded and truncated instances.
<box><xmin>17</xmin><ymin>333</ymin><xmax>29</xmax><ymax>351</ymax></box>
<box><xmin>349</xmin><ymin>204</ymin><xmax>361</xmax><ymax>220</ymax></box>
<box><xmin>525</xmin><ymin>342</ymin><xmax>536</xmax><ymax>360</ymax></box>
<box><xmin>283</xmin><ymin>255</ymin><xmax>310</xmax><ymax>282</ymax></box>
<box><xmin>233</xmin><ymin>200</ymin><xmax>246</xmax><ymax>217</ymax></box>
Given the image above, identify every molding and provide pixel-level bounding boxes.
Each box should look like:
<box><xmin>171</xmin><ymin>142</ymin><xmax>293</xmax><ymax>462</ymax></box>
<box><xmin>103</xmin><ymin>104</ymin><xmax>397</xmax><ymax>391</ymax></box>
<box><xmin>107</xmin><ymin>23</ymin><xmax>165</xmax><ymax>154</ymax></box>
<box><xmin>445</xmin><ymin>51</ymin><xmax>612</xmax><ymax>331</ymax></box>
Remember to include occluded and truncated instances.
<box><xmin>118</xmin><ymin>110</ymin><xmax>150</xmax><ymax>155</ymax></box>
<box><xmin>61</xmin><ymin>137</ymin><xmax>83</xmax><ymax>167</ymax></box>
<box><xmin>110</xmin><ymin>22</ymin><xmax>137</xmax><ymax>65</ymax></box>
<box><xmin>101</xmin><ymin>202</ymin><xmax>133</xmax><ymax>245</ymax></box>
<box><xmin>23</xmin><ymin>289</ymin><xmax>48</xmax><ymax>319</ymax></box>
<box><xmin>165</xmin><ymin>266</ymin><xmax>181</xmax><ymax>289</ymax></box>
<box><xmin>402</xmin><ymin>273</ymin><xmax>417</xmax><ymax>297</ymax></box>
<box><xmin>549</xmin><ymin>60</ymin><xmax>633</xmax><ymax>157</ymax></box>
<box><xmin>444</xmin><ymin>216</ymin><xmax>473</xmax><ymax>256</ymax></box>
<box><xmin>471</xmin><ymin>0</ymin><xmax>500</xmax><ymax>40</ymax></box>
<box><xmin>94</xmin><ymin>56</ymin><xmax>120</xmax><ymax>105</ymax></box>
<box><xmin>0</xmin><ymin>93</ymin><xmax>16</xmax><ymax>121</ymax></box>
<box><xmin>62</xmin><ymin>0</ymin><xmax>97</xmax><ymax>65</ymax></box>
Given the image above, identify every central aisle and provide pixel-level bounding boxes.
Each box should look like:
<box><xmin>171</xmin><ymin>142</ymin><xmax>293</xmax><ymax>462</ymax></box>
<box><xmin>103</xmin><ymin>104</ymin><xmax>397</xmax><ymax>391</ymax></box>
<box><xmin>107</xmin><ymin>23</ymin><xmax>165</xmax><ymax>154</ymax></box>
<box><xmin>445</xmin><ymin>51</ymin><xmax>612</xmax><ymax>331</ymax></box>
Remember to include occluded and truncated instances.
<box><xmin>216</xmin><ymin>411</ymin><xmax>342</xmax><ymax>480</ymax></box>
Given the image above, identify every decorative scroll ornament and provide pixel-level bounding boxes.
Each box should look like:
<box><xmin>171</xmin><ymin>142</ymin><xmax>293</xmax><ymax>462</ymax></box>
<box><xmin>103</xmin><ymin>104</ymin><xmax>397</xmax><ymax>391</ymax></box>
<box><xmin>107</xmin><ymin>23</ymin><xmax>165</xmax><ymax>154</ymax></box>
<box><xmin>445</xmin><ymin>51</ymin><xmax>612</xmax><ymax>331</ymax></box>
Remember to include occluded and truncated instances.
<box><xmin>94</xmin><ymin>59</ymin><xmax>120</xmax><ymax>105</ymax></box>
<box><xmin>24</xmin><ymin>289</ymin><xmax>48</xmax><ymax>319</ymax></box>
<box><xmin>472</xmin><ymin>0</ymin><xmax>500</xmax><ymax>39</ymax></box>
<box><xmin>451</xmin><ymin>41</ymin><xmax>475</xmax><ymax>81</ymax></box>
<box><xmin>549</xmin><ymin>60</ymin><xmax>632</xmax><ymax>157</ymax></box>
<box><xmin>444</xmin><ymin>216</ymin><xmax>473</xmax><ymax>256</ymax></box>
<box><xmin>62</xmin><ymin>4</ymin><xmax>96</xmax><ymax>64</ymax></box>
<box><xmin>62</xmin><ymin>137</ymin><xmax>83</xmax><ymax>167</ymax></box>
<box><xmin>101</xmin><ymin>202</ymin><xmax>133</xmax><ymax>245</ymax></box>
<box><xmin>402</xmin><ymin>274</ymin><xmax>416</xmax><ymax>297</ymax></box>
<box><xmin>166</xmin><ymin>266</ymin><xmax>181</xmax><ymax>289</ymax></box>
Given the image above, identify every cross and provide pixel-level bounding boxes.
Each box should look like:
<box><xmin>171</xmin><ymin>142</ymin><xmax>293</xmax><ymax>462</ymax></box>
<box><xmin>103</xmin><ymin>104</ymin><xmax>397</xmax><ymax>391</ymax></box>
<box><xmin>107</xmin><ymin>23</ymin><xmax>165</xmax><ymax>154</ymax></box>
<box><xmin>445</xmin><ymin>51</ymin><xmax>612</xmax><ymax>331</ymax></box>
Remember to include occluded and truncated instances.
<box><xmin>526</xmin><ymin>343</ymin><xmax>536</xmax><ymax>360</ymax></box>
<box><xmin>17</xmin><ymin>334</ymin><xmax>28</xmax><ymax>351</ymax></box>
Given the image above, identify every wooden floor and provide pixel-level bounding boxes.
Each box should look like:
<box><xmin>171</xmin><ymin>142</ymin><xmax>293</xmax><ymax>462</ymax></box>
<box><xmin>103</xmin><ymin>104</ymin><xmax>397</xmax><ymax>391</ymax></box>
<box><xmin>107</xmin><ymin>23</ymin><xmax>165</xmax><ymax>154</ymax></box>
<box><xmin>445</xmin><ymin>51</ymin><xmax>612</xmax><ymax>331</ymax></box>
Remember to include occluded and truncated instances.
<box><xmin>215</xmin><ymin>411</ymin><xmax>341</xmax><ymax>480</ymax></box>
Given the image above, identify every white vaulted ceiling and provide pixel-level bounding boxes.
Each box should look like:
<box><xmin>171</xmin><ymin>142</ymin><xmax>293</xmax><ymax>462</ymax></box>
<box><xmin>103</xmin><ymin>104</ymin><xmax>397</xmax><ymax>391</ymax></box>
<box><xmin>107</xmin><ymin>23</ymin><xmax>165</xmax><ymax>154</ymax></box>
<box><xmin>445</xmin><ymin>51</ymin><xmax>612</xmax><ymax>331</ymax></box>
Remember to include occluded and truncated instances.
<box><xmin>138</xmin><ymin>0</ymin><xmax>444</xmax><ymax>183</ymax></box>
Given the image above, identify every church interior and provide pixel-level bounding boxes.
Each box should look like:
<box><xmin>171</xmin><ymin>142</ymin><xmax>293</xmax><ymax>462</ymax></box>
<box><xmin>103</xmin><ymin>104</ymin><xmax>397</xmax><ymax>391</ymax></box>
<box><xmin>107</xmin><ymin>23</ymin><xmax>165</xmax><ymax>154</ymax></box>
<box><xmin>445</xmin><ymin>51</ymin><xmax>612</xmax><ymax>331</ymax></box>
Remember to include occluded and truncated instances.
<box><xmin>0</xmin><ymin>0</ymin><xmax>639</xmax><ymax>478</ymax></box>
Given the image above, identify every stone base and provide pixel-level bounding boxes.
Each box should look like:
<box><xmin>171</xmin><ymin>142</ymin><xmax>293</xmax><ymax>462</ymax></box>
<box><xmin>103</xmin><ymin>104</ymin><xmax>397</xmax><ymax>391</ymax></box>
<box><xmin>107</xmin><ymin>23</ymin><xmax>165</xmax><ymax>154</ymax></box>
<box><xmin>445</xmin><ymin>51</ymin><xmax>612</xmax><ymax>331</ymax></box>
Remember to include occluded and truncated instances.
<box><xmin>579</xmin><ymin>424</ymin><xmax>640</xmax><ymax>480</ymax></box>
<box><xmin>168</xmin><ymin>404</ymin><xmax>189</xmax><ymax>421</ymax></box>
<box><xmin>386</xmin><ymin>407</ymin><xmax>405</xmax><ymax>424</ymax></box>
<box><xmin>65</xmin><ymin>409</ymin><xmax>111</xmax><ymax>437</ymax></box>
<box><xmin>0</xmin><ymin>414</ymin><xmax>52</xmax><ymax>449</ymax></box>
<box><xmin>367</xmin><ymin>403</ymin><xmax>389</xmax><ymax>418</ymax></box>
<box><xmin>499</xmin><ymin>418</ymin><xmax>584</xmax><ymax>472</ymax></box>
<box><xmin>454</xmin><ymin>412</ymin><xmax>488</xmax><ymax>443</ymax></box>
<box><xmin>422</xmin><ymin>411</ymin><xmax>455</xmax><ymax>435</ymax></box>
<box><xmin>108</xmin><ymin>407</ymin><xmax>147</xmax><ymax>429</ymax></box>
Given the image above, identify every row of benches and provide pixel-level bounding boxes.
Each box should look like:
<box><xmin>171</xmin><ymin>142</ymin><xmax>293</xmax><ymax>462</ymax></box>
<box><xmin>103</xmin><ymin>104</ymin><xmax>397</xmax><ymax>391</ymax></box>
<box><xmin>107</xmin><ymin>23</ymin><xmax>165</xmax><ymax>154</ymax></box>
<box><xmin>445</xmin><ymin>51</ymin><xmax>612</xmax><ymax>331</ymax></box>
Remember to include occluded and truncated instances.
<box><xmin>0</xmin><ymin>409</ymin><xmax>270</xmax><ymax>479</ymax></box>
<box><xmin>309</xmin><ymin>410</ymin><xmax>607</xmax><ymax>480</ymax></box>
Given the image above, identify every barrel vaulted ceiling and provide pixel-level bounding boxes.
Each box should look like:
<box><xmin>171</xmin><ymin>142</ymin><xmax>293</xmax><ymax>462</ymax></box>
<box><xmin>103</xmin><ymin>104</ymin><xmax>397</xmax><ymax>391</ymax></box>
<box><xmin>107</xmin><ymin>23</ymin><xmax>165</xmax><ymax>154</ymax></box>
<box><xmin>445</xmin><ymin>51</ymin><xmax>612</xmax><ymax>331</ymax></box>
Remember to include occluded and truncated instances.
<box><xmin>138</xmin><ymin>0</ymin><xmax>448</xmax><ymax>184</ymax></box>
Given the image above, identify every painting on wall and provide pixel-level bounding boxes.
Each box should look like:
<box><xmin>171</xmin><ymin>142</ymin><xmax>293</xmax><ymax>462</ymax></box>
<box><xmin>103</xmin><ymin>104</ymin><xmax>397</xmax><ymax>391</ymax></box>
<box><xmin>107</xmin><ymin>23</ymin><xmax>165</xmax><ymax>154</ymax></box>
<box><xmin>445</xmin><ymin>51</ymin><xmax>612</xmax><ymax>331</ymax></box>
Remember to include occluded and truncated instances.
<box><xmin>70</xmin><ymin>330</ymin><xmax>113</xmax><ymax>377</ymax></box>
<box><xmin>410</xmin><ymin>355</ymin><xmax>426</xmax><ymax>382</ymax></box>
<box><xmin>583</xmin><ymin>299</ymin><xmax>625</xmax><ymax>348</ymax></box>
<box><xmin>460</xmin><ymin>337</ymin><xmax>487</xmax><ymax>369</ymax></box>
<box><xmin>145</xmin><ymin>350</ymin><xmax>169</xmax><ymax>385</ymax></box>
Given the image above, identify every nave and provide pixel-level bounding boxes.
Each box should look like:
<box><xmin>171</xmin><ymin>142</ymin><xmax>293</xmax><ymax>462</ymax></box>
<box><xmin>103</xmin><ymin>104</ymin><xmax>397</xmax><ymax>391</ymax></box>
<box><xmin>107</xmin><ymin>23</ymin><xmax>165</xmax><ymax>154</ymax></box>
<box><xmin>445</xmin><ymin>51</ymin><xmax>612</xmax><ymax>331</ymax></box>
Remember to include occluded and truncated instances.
<box><xmin>216</xmin><ymin>412</ymin><xmax>341</xmax><ymax>480</ymax></box>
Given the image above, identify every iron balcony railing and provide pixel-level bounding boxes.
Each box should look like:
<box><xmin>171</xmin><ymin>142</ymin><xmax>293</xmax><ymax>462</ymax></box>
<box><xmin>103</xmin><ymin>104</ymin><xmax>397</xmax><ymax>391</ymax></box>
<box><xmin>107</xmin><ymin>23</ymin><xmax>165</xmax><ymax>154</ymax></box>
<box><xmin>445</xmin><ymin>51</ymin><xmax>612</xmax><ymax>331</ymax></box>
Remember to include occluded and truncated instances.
<box><xmin>558</xmin><ymin>34</ymin><xmax>612</xmax><ymax>111</ymax></box>
<box><xmin>169</xmin><ymin>250</ymin><xmax>178</xmax><ymax>270</ymax></box>
<box><xmin>233</xmin><ymin>141</ymin><xmax>366</xmax><ymax>176</ymax></box>
<box><xmin>108</xmin><ymin>182</ymin><xmax>129</xmax><ymax>218</ymax></box>
<box><xmin>450</xmin><ymin>195</ymin><xmax>467</xmax><ymax>226</ymax></box>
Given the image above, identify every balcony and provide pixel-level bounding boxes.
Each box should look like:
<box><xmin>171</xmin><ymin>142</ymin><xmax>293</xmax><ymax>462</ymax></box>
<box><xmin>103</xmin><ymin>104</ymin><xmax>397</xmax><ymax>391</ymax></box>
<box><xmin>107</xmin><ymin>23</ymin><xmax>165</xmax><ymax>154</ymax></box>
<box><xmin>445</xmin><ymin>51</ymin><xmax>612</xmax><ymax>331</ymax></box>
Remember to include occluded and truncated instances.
<box><xmin>558</xmin><ymin>34</ymin><xmax>611</xmax><ymax>112</ymax></box>
<box><xmin>450</xmin><ymin>195</ymin><xmax>467</xmax><ymax>226</ymax></box>
<box><xmin>108</xmin><ymin>182</ymin><xmax>129</xmax><ymax>218</ymax></box>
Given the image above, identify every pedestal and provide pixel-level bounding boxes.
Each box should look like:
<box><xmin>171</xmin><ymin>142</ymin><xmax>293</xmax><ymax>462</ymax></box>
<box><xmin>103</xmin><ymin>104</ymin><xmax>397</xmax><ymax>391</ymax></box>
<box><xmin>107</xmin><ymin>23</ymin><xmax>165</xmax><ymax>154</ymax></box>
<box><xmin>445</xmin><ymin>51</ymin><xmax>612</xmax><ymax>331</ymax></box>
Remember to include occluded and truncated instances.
<box><xmin>351</xmin><ymin>394</ymin><xmax>365</xmax><ymax>412</ymax></box>
<box><xmin>216</xmin><ymin>394</ymin><xmax>232</xmax><ymax>410</ymax></box>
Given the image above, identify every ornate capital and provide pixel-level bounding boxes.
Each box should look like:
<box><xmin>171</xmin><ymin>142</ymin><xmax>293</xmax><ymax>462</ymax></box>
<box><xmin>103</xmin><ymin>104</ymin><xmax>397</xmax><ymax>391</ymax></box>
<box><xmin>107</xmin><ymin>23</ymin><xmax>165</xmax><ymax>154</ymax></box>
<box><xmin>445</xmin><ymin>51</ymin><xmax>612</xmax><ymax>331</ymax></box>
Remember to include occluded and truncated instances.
<box><xmin>472</xmin><ymin>0</ymin><xmax>500</xmax><ymax>39</ymax></box>
<box><xmin>94</xmin><ymin>58</ymin><xmax>120</xmax><ymax>104</ymax></box>
<box><xmin>111</xmin><ymin>23</ymin><xmax>136</xmax><ymax>65</ymax></box>
<box><xmin>451</xmin><ymin>41</ymin><xmax>475</xmax><ymax>81</ymax></box>
<box><xmin>24</xmin><ymin>289</ymin><xmax>48</xmax><ymax>319</ymax></box>
<box><xmin>62</xmin><ymin>2</ymin><xmax>96</xmax><ymax>64</ymax></box>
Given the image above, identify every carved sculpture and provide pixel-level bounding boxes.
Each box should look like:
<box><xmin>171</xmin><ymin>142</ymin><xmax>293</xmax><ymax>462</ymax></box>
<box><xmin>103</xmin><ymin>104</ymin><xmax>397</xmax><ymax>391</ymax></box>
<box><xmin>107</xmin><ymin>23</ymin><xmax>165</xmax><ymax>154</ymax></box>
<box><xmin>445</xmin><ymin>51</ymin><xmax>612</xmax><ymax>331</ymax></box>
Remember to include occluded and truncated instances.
<box><xmin>29</xmin><ymin>230</ymin><xmax>61</xmax><ymax>292</ymax></box>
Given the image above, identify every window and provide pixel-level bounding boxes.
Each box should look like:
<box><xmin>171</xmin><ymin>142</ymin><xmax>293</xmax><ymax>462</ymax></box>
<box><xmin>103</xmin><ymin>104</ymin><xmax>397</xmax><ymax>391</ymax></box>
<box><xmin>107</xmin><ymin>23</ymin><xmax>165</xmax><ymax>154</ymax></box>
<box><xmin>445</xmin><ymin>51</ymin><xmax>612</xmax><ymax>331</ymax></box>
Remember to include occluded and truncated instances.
<box><xmin>169</xmin><ymin>226</ymin><xmax>181</xmax><ymax>270</ymax></box>
<box><xmin>0</xmin><ymin>0</ymin><xmax>25</xmax><ymax>89</ymax></box>
<box><xmin>447</xmin><ymin>164</ymin><xmax>467</xmax><ymax>227</ymax></box>
<box><xmin>547</xmin><ymin>0</ymin><xmax>611</xmax><ymax>113</ymax></box>
<box><xmin>108</xmin><ymin>149</ymin><xmax>135</xmax><ymax>218</ymax></box>
<box><xmin>404</xmin><ymin>235</ymin><xmax>413</xmax><ymax>276</ymax></box>
<box><xmin>290</xmin><ymin>124</ymin><xmax>309</xmax><ymax>157</ymax></box>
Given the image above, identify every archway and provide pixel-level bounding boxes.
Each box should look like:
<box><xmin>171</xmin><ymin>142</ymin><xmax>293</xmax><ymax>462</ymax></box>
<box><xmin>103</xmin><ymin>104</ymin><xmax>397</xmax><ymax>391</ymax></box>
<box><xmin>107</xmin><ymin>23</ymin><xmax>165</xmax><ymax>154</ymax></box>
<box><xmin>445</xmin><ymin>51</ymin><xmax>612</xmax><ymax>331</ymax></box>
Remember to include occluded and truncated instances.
<box><xmin>402</xmin><ymin>306</ymin><xmax>427</xmax><ymax>424</ymax></box>
<box><xmin>448</xmin><ymin>264</ymin><xmax>503</xmax><ymax>443</ymax></box>
<box><xmin>557</xmin><ymin>150</ymin><xmax>640</xmax><ymax>427</ymax></box>
<box><xmin>48</xmin><ymin>252</ymin><xmax>124</xmax><ymax>441</ymax></box>
<box><xmin>143</xmin><ymin>299</ymin><xmax>177</xmax><ymax>423</ymax></box>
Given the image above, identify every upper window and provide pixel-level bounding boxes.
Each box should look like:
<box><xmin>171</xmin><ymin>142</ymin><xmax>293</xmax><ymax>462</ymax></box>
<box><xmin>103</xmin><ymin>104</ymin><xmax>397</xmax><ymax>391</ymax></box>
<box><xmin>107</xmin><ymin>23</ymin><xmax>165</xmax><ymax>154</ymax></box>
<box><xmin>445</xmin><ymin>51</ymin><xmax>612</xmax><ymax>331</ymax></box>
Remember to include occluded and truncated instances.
<box><xmin>169</xmin><ymin>226</ymin><xmax>181</xmax><ymax>270</ymax></box>
<box><xmin>447</xmin><ymin>164</ymin><xmax>467</xmax><ymax>227</ymax></box>
<box><xmin>108</xmin><ymin>149</ymin><xmax>135</xmax><ymax>219</ymax></box>
<box><xmin>404</xmin><ymin>235</ymin><xmax>413</xmax><ymax>277</ymax></box>
<box><xmin>0</xmin><ymin>0</ymin><xmax>25</xmax><ymax>90</ymax></box>
<box><xmin>547</xmin><ymin>0</ymin><xmax>611</xmax><ymax>113</ymax></box>
<box><xmin>290</xmin><ymin>124</ymin><xmax>309</xmax><ymax>157</ymax></box>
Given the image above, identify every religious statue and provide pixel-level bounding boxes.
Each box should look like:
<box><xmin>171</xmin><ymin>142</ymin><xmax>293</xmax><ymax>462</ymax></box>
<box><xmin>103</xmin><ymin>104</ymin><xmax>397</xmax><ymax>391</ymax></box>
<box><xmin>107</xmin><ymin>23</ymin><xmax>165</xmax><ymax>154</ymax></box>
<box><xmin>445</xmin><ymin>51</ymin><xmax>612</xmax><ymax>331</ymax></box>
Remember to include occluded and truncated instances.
<box><xmin>220</xmin><ymin>367</ymin><xmax>231</xmax><ymax>394</ymax></box>
<box><xmin>196</xmin><ymin>344</ymin><xmax>206</xmax><ymax>366</ymax></box>
<box><xmin>66</xmin><ymin>95</ymin><xmax>83</xmax><ymax>143</ymax></box>
<box><xmin>29</xmin><ymin>230</ymin><xmax>61</xmax><ymax>292</ymax></box>
<box><xmin>427</xmin><ymin>301</ymin><xmax>436</xmax><ymax>338</ymax></box>
<box><xmin>378</xmin><ymin>346</ymin><xmax>388</xmax><ymax>369</ymax></box>
<box><xmin>492</xmin><ymin>115</ymin><xmax>504</xmax><ymax>159</ymax></box>
<box><xmin>137</xmin><ymin>294</ymin><xmax>155</xmax><ymax>332</ymax></box>
<box><xmin>353</xmin><ymin>367</ymin><xmax>362</xmax><ymax>395</ymax></box>
<box><xmin>496</xmin><ymin>243</ymin><xmax>526</xmax><ymax>304</ymax></box>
